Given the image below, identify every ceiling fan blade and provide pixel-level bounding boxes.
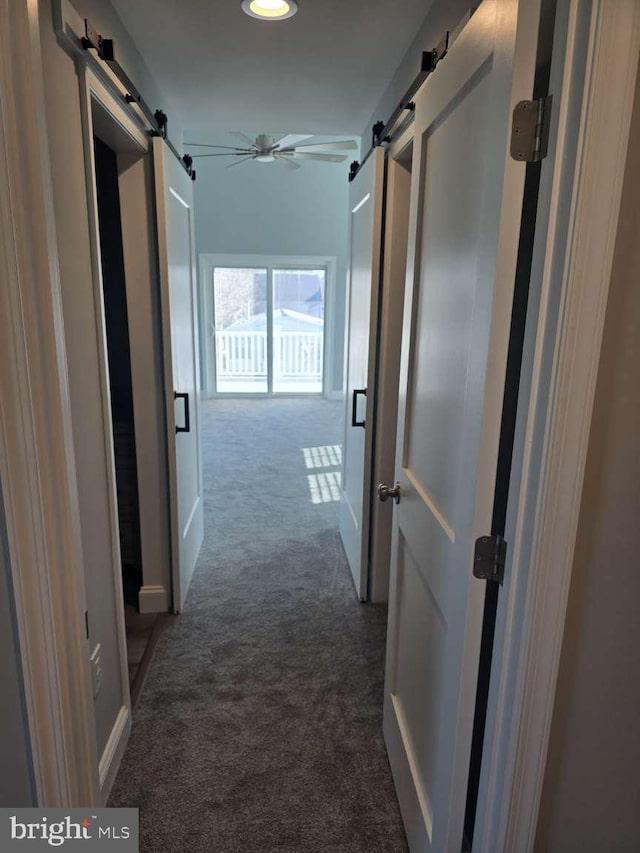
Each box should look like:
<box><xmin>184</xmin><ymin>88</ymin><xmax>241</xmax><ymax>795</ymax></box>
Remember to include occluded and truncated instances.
<box><xmin>184</xmin><ymin>143</ymin><xmax>247</xmax><ymax>150</ymax></box>
<box><xmin>226</xmin><ymin>155</ymin><xmax>256</xmax><ymax>169</ymax></box>
<box><xmin>230</xmin><ymin>131</ymin><xmax>258</xmax><ymax>148</ymax></box>
<box><xmin>191</xmin><ymin>151</ymin><xmax>253</xmax><ymax>158</ymax></box>
<box><xmin>286</xmin><ymin>140</ymin><xmax>358</xmax><ymax>153</ymax></box>
<box><xmin>286</xmin><ymin>152</ymin><xmax>348</xmax><ymax>163</ymax></box>
<box><xmin>275</xmin><ymin>155</ymin><xmax>301</xmax><ymax>170</ymax></box>
<box><xmin>274</xmin><ymin>134</ymin><xmax>314</xmax><ymax>150</ymax></box>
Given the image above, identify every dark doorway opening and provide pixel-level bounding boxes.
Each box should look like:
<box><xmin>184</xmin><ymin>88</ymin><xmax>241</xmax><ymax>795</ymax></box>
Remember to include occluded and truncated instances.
<box><xmin>93</xmin><ymin>135</ymin><xmax>143</xmax><ymax>610</ymax></box>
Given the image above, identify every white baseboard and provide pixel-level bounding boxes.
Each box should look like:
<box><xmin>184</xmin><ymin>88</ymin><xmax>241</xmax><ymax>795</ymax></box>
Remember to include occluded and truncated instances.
<box><xmin>138</xmin><ymin>584</ymin><xmax>169</xmax><ymax>613</ymax></box>
<box><xmin>98</xmin><ymin>705</ymin><xmax>130</xmax><ymax>804</ymax></box>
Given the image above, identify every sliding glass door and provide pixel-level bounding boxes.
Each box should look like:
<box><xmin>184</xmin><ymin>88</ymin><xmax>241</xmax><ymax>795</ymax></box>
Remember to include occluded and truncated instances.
<box><xmin>213</xmin><ymin>267</ymin><xmax>268</xmax><ymax>394</ymax></box>
<box><xmin>273</xmin><ymin>268</ymin><xmax>325</xmax><ymax>394</ymax></box>
<box><xmin>210</xmin><ymin>262</ymin><xmax>326</xmax><ymax>396</ymax></box>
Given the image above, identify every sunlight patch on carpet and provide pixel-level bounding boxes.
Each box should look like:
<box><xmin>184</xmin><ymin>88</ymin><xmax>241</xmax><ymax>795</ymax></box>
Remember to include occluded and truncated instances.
<box><xmin>302</xmin><ymin>444</ymin><xmax>342</xmax><ymax>469</ymax></box>
<box><xmin>307</xmin><ymin>471</ymin><xmax>341</xmax><ymax>503</ymax></box>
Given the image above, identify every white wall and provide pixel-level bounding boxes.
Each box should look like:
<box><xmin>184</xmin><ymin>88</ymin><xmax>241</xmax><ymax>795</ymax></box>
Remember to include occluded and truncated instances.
<box><xmin>192</xmin><ymin>137</ymin><xmax>352</xmax><ymax>394</ymax></box>
<box><xmin>535</xmin><ymin>60</ymin><xmax>640</xmax><ymax>853</ymax></box>
<box><xmin>0</xmin><ymin>487</ymin><xmax>35</xmax><ymax>807</ymax></box>
<box><xmin>38</xmin><ymin>0</ymin><xmax>179</xmax><ymax>760</ymax></box>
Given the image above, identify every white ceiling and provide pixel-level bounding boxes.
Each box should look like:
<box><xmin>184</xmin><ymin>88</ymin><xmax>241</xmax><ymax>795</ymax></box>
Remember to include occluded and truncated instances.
<box><xmin>110</xmin><ymin>0</ymin><xmax>434</xmax><ymax>138</ymax></box>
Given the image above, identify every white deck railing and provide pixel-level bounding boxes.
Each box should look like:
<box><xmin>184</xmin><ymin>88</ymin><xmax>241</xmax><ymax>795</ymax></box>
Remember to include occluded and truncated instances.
<box><xmin>216</xmin><ymin>330</ymin><xmax>323</xmax><ymax>379</ymax></box>
<box><xmin>216</xmin><ymin>331</ymin><xmax>267</xmax><ymax>377</ymax></box>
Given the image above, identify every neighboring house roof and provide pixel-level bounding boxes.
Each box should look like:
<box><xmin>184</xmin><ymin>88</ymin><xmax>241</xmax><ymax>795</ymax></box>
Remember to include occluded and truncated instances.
<box><xmin>226</xmin><ymin>308</ymin><xmax>323</xmax><ymax>332</ymax></box>
<box><xmin>305</xmin><ymin>289</ymin><xmax>323</xmax><ymax>304</ymax></box>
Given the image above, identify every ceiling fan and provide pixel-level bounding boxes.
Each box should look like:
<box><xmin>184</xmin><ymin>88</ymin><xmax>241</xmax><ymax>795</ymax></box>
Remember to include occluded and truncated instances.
<box><xmin>184</xmin><ymin>132</ymin><xmax>357</xmax><ymax>170</ymax></box>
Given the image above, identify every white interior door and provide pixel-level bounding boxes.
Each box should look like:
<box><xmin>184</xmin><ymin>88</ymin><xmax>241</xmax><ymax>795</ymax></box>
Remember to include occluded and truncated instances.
<box><xmin>383</xmin><ymin>1</ymin><xmax>543</xmax><ymax>849</ymax></box>
<box><xmin>369</xmin><ymin>149</ymin><xmax>412</xmax><ymax>603</ymax></box>
<box><xmin>339</xmin><ymin>148</ymin><xmax>385</xmax><ymax>599</ymax></box>
<box><xmin>153</xmin><ymin>138</ymin><xmax>204</xmax><ymax>612</ymax></box>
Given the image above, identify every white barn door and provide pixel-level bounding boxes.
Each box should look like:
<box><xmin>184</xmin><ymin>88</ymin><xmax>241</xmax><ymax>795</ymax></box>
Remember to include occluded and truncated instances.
<box><xmin>339</xmin><ymin>148</ymin><xmax>385</xmax><ymax>600</ymax></box>
<box><xmin>383</xmin><ymin>1</ymin><xmax>545</xmax><ymax>849</ymax></box>
<box><xmin>154</xmin><ymin>138</ymin><xmax>204</xmax><ymax>612</ymax></box>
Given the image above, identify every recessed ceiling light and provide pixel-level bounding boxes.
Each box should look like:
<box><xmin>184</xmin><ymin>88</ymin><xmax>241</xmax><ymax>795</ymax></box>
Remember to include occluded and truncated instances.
<box><xmin>241</xmin><ymin>0</ymin><xmax>298</xmax><ymax>21</ymax></box>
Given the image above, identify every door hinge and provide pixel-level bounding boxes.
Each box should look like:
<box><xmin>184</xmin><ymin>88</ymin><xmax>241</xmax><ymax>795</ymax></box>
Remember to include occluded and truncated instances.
<box><xmin>510</xmin><ymin>96</ymin><xmax>552</xmax><ymax>163</ymax></box>
<box><xmin>473</xmin><ymin>535</ymin><xmax>507</xmax><ymax>585</ymax></box>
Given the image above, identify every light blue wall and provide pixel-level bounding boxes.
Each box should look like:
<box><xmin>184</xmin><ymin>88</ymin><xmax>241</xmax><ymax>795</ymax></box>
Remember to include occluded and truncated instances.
<box><xmin>0</xmin><ymin>484</ymin><xmax>36</xmax><ymax>807</ymax></box>
<box><xmin>192</xmin><ymin>138</ymin><xmax>354</xmax><ymax>394</ymax></box>
<box><xmin>71</xmin><ymin>0</ymin><xmax>185</xmax><ymax>142</ymax></box>
<box><xmin>360</xmin><ymin>0</ymin><xmax>472</xmax><ymax>139</ymax></box>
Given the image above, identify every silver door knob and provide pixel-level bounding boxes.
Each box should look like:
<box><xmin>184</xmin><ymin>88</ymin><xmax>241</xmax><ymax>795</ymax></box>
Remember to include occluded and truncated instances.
<box><xmin>377</xmin><ymin>482</ymin><xmax>401</xmax><ymax>504</ymax></box>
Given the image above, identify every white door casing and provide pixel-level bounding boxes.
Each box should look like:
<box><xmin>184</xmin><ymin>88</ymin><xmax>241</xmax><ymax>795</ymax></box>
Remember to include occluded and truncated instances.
<box><xmin>474</xmin><ymin>2</ymin><xmax>640</xmax><ymax>849</ymax></box>
<box><xmin>383</xmin><ymin>1</ymin><xmax>543</xmax><ymax>849</ymax></box>
<box><xmin>339</xmin><ymin>148</ymin><xmax>385</xmax><ymax>599</ymax></box>
<box><xmin>0</xmin><ymin>0</ymin><xmax>100</xmax><ymax>806</ymax></box>
<box><xmin>153</xmin><ymin>138</ymin><xmax>204</xmax><ymax>612</ymax></box>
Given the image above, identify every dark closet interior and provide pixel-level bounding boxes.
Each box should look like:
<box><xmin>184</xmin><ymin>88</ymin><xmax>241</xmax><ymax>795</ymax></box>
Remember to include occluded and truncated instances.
<box><xmin>93</xmin><ymin>135</ymin><xmax>143</xmax><ymax>608</ymax></box>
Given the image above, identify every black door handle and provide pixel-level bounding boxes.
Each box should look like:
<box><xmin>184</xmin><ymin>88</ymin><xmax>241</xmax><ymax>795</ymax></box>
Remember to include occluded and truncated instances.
<box><xmin>174</xmin><ymin>391</ymin><xmax>190</xmax><ymax>434</ymax></box>
<box><xmin>351</xmin><ymin>388</ymin><xmax>366</xmax><ymax>428</ymax></box>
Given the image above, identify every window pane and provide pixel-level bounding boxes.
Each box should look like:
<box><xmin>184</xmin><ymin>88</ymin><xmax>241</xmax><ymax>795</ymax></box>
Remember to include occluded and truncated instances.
<box><xmin>214</xmin><ymin>267</ymin><xmax>268</xmax><ymax>394</ymax></box>
<box><xmin>273</xmin><ymin>269</ymin><xmax>325</xmax><ymax>394</ymax></box>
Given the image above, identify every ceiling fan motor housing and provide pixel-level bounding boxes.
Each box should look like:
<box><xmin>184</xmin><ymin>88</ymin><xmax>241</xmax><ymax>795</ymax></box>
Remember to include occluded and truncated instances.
<box><xmin>256</xmin><ymin>133</ymin><xmax>274</xmax><ymax>151</ymax></box>
<box><xmin>255</xmin><ymin>133</ymin><xmax>276</xmax><ymax>162</ymax></box>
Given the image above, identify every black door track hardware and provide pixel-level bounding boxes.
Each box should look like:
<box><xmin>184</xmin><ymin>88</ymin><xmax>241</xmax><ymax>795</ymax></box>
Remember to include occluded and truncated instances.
<box><xmin>81</xmin><ymin>19</ymin><xmax>195</xmax><ymax>180</ymax></box>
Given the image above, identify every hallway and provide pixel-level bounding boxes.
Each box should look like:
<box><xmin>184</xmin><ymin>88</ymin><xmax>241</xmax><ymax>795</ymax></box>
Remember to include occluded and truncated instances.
<box><xmin>109</xmin><ymin>398</ymin><xmax>408</xmax><ymax>852</ymax></box>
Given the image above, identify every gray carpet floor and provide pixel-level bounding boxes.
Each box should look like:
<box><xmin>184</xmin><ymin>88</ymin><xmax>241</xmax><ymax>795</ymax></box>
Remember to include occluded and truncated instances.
<box><xmin>109</xmin><ymin>397</ymin><xmax>408</xmax><ymax>852</ymax></box>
